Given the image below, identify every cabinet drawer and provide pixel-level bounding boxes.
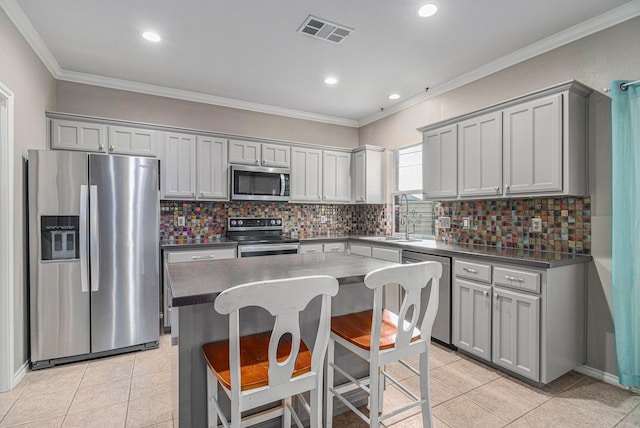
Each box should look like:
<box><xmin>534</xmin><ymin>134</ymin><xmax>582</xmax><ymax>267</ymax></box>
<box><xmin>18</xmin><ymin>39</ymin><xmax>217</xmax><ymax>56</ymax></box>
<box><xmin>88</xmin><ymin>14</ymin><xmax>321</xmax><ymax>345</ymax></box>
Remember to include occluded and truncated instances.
<box><xmin>300</xmin><ymin>243</ymin><xmax>323</xmax><ymax>254</ymax></box>
<box><xmin>372</xmin><ymin>246</ymin><xmax>401</xmax><ymax>263</ymax></box>
<box><xmin>454</xmin><ymin>260</ymin><xmax>492</xmax><ymax>283</ymax></box>
<box><xmin>323</xmin><ymin>242</ymin><xmax>346</xmax><ymax>253</ymax></box>
<box><xmin>350</xmin><ymin>244</ymin><xmax>372</xmax><ymax>257</ymax></box>
<box><xmin>167</xmin><ymin>248</ymin><xmax>236</xmax><ymax>263</ymax></box>
<box><xmin>494</xmin><ymin>267</ymin><xmax>540</xmax><ymax>293</ymax></box>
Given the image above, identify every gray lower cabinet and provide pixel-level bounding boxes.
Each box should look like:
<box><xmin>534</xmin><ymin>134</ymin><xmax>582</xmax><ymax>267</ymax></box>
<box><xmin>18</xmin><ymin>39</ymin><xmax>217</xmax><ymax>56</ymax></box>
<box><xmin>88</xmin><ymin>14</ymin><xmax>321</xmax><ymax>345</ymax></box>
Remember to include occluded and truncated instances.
<box><xmin>453</xmin><ymin>257</ymin><xmax>585</xmax><ymax>384</ymax></box>
<box><xmin>492</xmin><ymin>287</ymin><xmax>540</xmax><ymax>380</ymax></box>
<box><xmin>453</xmin><ymin>279</ymin><xmax>492</xmax><ymax>360</ymax></box>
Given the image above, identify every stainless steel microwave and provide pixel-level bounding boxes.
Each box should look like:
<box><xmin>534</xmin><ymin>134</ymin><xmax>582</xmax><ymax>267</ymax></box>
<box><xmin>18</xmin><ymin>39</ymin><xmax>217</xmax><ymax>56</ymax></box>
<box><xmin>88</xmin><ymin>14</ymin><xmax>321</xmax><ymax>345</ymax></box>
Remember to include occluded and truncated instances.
<box><xmin>230</xmin><ymin>165</ymin><xmax>290</xmax><ymax>201</ymax></box>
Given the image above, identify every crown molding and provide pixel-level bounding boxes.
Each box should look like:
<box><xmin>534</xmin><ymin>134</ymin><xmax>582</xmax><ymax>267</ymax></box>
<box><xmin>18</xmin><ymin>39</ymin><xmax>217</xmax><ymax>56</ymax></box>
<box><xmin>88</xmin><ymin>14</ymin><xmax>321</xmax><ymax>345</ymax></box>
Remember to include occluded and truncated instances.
<box><xmin>358</xmin><ymin>0</ymin><xmax>640</xmax><ymax>126</ymax></box>
<box><xmin>0</xmin><ymin>0</ymin><xmax>61</xmax><ymax>76</ymax></box>
<box><xmin>55</xmin><ymin>70</ymin><xmax>359</xmax><ymax>127</ymax></box>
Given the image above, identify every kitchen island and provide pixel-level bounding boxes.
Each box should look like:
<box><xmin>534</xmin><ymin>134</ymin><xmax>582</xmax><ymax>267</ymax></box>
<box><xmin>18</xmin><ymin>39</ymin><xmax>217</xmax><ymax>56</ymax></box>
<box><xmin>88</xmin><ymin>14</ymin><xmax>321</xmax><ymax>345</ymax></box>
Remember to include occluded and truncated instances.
<box><xmin>167</xmin><ymin>252</ymin><xmax>399</xmax><ymax>428</ymax></box>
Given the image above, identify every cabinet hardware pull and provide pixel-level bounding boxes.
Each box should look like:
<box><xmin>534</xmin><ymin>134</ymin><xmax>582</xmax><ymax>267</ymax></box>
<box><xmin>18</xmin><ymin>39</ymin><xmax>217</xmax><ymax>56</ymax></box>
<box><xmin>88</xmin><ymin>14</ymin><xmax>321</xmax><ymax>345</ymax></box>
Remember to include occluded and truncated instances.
<box><xmin>483</xmin><ymin>290</ymin><xmax>488</xmax><ymax>296</ymax></box>
<box><xmin>495</xmin><ymin>186</ymin><xmax>500</xmax><ymax>193</ymax></box>
<box><xmin>191</xmin><ymin>255</ymin><xmax>216</xmax><ymax>260</ymax></box>
<box><xmin>307</xmin><ymin>249</ymin><xmax>317</xmax><ymax>253</ymax></box>
<box><xmin>255</xmin><ymin>160</ymin><xmax>259</xmax><ymax>165</ymax></box>
<box><xmin>98</xmin><ymin>144</ymin><xmax>104</xmax><ymax>151</ymax></box>
<box><xmin>494</xmin><ymin>292</ymin><xmax>499</xmax><ymax>298</ymax></box>
<box><xmin>463</xmin><ymin>267</ymin><xmax>478</xmax><ymax>274</ymax></box>
<box><xmin>505</xmin><ymin>185</ymin><xmax>510</xmax><ymax>193</ymax></box>
<box><xmin>504</xmin><ymin>275</ymin><xmax>524</xmax><ymax>282</ymax></box>
<box><xmin>109</xmin><ymin>145</ymin><xmax>114</xmax><ymax>152</ymax></box>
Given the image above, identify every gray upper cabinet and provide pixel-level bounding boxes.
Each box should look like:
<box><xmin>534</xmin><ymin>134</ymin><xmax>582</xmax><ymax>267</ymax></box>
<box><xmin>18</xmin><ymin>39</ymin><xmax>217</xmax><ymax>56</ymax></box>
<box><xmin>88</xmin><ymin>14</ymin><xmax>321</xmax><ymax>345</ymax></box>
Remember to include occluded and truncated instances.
<box><xmin>419</xmin><ymin>81</ymin><xmax>591</xmax><ymax>200</ymax></box>
<box><xmin>423</xmin><ymin>124</ymin><xmax>458</xmax><ymax>199</ymax></box>
<box><xmin>196</xmin><ymin>136</ymin><xmax>228</xmax><ymax>200</ymax></box>
<box><xmin>228</xmin><ymin>140</ymin><xmax>290</xmax><ymax>168</ymax></box>
<box><xmin>108</xmin><ymin>126</ymin><xmax>156</xmax><ymax>156</ymax></box>
<box><xmin>290</xmin><ymin>147</ymin><xmax>323</xmax><ymax>202</ymax></box>
<box><xmin>458</xmin><ymin>111</ymin><xmax>502</xmax><ymax>197</ymax></box>
<box><xmin>353</xmin><ymin>146</ymin><xmax>384</xmax><ymax>204</ymax></box>
<box><xmin>51</xmin><ymin>118</ymin><xmax>156</xmax><ymax>156</ymax></box>
<box><xmin>503</xmin><ymin>93</ymin><xmax>562</xmax><ymax>195</ymax></box>
<box><xmin>322</xmin><ymin>150</ymin><xmax>351</xmax><ymax>203</ymax></box>
<box><xmin>160</xmin><ymin>132</ymin><xmax>197</xmax><ymax>199</ymax></box>
<box><xmin>51</xmin><ymin>119</ymin><xmax>107</xmax><ymax>153</ymax></box>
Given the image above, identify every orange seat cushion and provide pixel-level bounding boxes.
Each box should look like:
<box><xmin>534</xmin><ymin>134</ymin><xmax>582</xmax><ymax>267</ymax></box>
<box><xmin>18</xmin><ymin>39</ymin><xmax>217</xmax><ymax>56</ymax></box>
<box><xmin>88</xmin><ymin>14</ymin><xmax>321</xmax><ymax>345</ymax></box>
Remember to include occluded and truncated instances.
<box><xmin>331</xmin><ymin>309</ymin><xmax>421</xmax><ymax>350</ymax></box>
<box><xmin>202</xmin><ymin>331</ymin><xmax>312</xmax><ymax>391</ymax></box>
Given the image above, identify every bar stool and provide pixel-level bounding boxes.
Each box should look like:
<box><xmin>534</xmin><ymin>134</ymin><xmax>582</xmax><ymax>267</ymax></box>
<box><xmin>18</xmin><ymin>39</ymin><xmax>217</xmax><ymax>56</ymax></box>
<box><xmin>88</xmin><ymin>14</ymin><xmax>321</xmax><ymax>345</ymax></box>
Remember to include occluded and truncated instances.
<box><xmin>325</xmin><ymin>261</ymin><xmax>442</xmax><ymax>427</ymax></box>
<box><xmin>202</xmin><ymin>275</ymin><xmax>339</xmax><ymax>428</ymax></box>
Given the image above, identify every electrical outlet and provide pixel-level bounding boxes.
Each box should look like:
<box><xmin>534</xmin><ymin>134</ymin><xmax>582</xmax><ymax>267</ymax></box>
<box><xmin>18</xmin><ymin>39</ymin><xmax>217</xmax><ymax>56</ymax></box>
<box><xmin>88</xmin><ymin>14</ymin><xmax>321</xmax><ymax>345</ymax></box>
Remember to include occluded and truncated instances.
<box><xmin>439</xmin><ymin>216</ymin><xmax>451</xmax><ymax>229</ymax></box>
<box><xmin>532</xmin><ymin>218</ymin><xmax>542</xmax><ymax>232</ymax></box>
<box><xmin>320</xmin><ymin>216</ymin><xmax>327</xmax><ymax>224</ymax></box>
<box><xmin>177</xmin><ymin>216</ymin><xmax>185</xmax><ymax>227</ymax></box>
<box><xmin>462</xmin><ymin>217</ymin><xmax>470</xmax><ymax>229</ymax></box>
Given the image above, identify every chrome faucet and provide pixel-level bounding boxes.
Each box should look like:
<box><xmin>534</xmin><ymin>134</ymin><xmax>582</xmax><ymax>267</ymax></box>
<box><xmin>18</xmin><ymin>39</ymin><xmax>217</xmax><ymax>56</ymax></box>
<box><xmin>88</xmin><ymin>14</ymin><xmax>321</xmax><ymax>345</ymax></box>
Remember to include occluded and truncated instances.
<box><xmin>400</xmin><ymin>193</ymin><xmax>410</xmax><ymax>240</ymax></box>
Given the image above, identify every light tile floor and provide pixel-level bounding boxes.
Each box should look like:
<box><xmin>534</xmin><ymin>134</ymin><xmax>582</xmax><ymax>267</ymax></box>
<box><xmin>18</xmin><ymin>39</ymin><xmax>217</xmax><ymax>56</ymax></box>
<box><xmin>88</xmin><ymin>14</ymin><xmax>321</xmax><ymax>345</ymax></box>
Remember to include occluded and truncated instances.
<box><xmin>0</xmin><ymin>335</ymin><xmax>638</xmax><ymax>427</ymax></box>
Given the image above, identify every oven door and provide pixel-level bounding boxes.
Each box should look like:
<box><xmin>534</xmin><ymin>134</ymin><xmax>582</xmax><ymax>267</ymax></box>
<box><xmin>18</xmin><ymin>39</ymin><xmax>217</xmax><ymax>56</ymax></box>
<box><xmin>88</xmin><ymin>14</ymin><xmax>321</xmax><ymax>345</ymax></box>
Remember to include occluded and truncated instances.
<box><xmin>231</xmin><ymin>165</ymin><xmax>290</xmax><ymax>202</ymax></box>
<box><xmin>238</xmin><ymin>243</ymin><xmax>299</xmax><ymax>258</ymax></box>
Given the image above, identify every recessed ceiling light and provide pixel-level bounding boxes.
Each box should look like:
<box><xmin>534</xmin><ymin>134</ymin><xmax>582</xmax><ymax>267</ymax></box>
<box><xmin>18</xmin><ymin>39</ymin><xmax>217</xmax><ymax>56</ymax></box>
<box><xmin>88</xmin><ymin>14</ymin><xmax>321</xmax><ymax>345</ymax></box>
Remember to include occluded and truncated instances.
<box><xmin>389</xmin><ymin>93</ymin><xmax>401</xmax><ymax>100</ymax></box>
<box><xmin>417</xmin><ymin>3</ymin><xmax>438</xmax><ymax>18</ymax></box>
<box><xmin>142</xmin><ymin>31</ymin><xmax>161</xmax><ymax>42</ymax></box>
<box><xmin>324</xmin><ymin>76</ymin><xmax>338</xmax><ymax>85</ymax></box>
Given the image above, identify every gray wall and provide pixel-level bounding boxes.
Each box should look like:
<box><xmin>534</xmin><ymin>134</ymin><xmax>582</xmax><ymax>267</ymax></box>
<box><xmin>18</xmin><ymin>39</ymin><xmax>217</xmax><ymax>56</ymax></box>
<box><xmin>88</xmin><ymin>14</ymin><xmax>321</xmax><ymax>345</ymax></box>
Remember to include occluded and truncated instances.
<box><xmin>0</xmin><ymin>7</ymin><xmax>56</xmax><ymax>374</ymax></box>
<box><xmin>360</xmin><ymin>17</ymin><xmax>640</xmax><ymax>376</ymax></box>
<box><xmin>55</xmin><ymin>81</ymin><xmax>359</xmax><ymax>149</ymax></box>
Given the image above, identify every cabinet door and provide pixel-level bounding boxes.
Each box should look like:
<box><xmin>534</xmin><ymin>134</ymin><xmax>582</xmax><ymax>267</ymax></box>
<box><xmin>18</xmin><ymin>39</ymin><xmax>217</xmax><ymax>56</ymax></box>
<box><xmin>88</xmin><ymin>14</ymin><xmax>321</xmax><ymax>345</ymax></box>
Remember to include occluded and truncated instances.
<box><xmin>492</xmin><ymin>288</ymin><xmax>540</xmax><ymax>381</ymax></box>
<box><xmin>458</xmin><ymin>112</ymin><xmax>502</xmax><ymax>197</ymax></box>
<box><xmin>196</xmin><ymin>136</ymin><xmax>228</xmax><ymax>200</ymax></box>
<box><xmin>353</xmin><ymin>150</ymin><xmax>367</xmax><ymax>202</ymax></box>
<box><xmin>51</xmin><ymin>119</ymin><xmax>106</xmax><ymax>152</ymax></box>
<box><xmin>423</xmin><ymin>124</ymin><xmax>457</xmax><ymax>199</ymax></box>
<box><xmin>108</xmin><ymin>126</ymin><xmax>156</xmax><ymax>156</ymax></box>
<box><xmin>349</xmin><ymin>243</ymin><xmax>372</xmax><ymax>257</ymax></box>
<box><xmin>228</xmin><ymin>140</ymin><xmax>261</xmax><ymax>165</ymax></box>
<box><xmin>262</xmin><ymin>143</ymin><xmax>290</xmax><ymax>168</ymax></box>
<box><xmin>299</xmin><ymin>243</ymin><xmax>323</xmax><ymax>254</ymax></box>
<box><xmin>503</xmin><ymin>93</ymin><xmax>562</xmax><ymax>195</ymax></box>
<box><xmin>322</xmin><ymin>151</ymin><xmax>351</xmax><ymax>203</ymax></box>
<box><xmin>161</xmin><ymin>133</ymin><xmax>197</xmax><ymax>199</ymax></box>
<box><xmin>290</xmin><ymin>148</ymin><xmax>323</xmax><ymax>202</ymax></box>
<box><xmin>453</xmin><ymin>278</ymin><xmax>492</xmax><ymax>361</ymax></box>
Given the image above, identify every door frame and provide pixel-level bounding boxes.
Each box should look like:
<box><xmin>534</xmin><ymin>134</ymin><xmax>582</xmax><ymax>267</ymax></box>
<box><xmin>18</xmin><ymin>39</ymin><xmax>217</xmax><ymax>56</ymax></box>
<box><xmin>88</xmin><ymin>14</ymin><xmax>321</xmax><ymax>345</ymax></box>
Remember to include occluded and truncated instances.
<box><xmin>0</xmin><ymin>80</ymin><xmax>15</xmax><ymax>392</ymax></box>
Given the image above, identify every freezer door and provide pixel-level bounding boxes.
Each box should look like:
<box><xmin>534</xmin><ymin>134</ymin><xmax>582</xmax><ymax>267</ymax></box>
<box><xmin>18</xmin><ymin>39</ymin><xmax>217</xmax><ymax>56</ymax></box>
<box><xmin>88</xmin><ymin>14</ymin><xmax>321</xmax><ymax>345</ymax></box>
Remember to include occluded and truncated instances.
<box><xmin>89</xmin><ymin>154</ymin><xmax>159</xmax><ymax>353</ymax></box>
<box><xmin>28</xmin><ymin>150</ymin><xmax>91</xmax><ymax>362</ymax></box>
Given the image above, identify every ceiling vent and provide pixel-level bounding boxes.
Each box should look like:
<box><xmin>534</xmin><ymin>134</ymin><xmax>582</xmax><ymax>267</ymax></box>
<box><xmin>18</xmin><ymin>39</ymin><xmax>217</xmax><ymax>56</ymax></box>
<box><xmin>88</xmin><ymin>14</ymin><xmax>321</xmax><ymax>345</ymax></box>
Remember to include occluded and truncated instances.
<box><xmin>298</xmin><ymin>15</ymin><xmax>353</xmax><ymax>44</ymax></box>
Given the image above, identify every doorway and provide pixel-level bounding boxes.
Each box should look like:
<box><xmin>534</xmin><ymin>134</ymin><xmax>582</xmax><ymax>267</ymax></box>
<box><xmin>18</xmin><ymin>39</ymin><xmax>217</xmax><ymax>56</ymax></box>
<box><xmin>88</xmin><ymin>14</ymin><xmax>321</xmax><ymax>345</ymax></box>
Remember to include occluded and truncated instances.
<box><xmin>0</xmin><ymin>80</ymin><xmax>15</xmax><ymax>392</ymax></box>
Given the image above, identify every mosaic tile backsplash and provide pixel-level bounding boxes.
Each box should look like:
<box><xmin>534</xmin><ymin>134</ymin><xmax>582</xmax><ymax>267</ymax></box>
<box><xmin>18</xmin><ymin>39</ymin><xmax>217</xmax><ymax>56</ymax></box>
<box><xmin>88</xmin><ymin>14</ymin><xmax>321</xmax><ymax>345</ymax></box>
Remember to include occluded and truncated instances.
<box><xmin>435</xmin><ymin>197</ymin><xmax>591</xmax><ymax>254</ymax></box>
<box><xmin>160</xmin><ymin>201</ymin><xmax>392</xmax><ymax>243</ymax></box>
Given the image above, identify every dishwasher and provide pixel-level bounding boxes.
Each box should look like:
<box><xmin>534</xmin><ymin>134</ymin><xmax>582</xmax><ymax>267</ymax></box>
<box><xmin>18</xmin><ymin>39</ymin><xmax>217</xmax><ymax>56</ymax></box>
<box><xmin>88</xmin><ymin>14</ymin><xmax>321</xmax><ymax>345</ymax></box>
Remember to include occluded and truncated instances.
<box><xmin>402</xmin><ymin>250</ymin><xmax>452</xmax><ymax>347</ymax></box>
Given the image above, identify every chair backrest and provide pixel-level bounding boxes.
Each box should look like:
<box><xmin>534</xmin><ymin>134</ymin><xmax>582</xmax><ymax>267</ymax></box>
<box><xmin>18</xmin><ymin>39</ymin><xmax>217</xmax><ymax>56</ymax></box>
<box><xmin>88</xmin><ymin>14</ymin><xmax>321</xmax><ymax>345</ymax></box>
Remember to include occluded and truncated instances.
<box><xmin>215</xmin><ymin>275</ymin><xmax>339</xmax><ymax>390</ymax></box>
<box><xmin>364</xmin><ymin>261</ymin><xmax>442</xmax><ymax>352</ymax></box>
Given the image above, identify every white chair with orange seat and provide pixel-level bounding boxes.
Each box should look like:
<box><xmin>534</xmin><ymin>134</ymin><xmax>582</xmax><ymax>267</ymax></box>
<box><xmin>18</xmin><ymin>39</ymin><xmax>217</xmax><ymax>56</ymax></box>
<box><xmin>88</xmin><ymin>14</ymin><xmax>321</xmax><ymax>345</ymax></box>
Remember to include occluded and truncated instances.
<box><xmin>325</xmin><ymin>261</ymin><xmax>442</xmax><ymax>427</ymax></box>
<box><xmin>202</xmin><ymin>275</ymin><xmax>339</xmax><ymax>428</ymax></box>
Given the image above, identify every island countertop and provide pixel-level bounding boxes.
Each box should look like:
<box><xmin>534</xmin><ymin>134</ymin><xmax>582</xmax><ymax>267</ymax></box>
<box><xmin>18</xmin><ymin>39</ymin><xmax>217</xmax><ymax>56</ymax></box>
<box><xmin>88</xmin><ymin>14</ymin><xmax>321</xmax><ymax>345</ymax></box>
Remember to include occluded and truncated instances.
<box><xmin>166</xmin><ymin>252</ymin><xmax>398</xmax><ymax>307</ymax></box>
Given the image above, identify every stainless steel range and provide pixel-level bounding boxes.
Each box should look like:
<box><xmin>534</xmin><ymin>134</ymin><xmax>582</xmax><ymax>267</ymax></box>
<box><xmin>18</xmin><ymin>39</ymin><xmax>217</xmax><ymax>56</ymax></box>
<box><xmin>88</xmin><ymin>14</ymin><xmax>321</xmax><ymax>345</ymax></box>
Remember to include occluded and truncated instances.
<box><xmin>227</xmin><ymin>217</ymin><xmax>299</xmax><ymax>257</ymax></box>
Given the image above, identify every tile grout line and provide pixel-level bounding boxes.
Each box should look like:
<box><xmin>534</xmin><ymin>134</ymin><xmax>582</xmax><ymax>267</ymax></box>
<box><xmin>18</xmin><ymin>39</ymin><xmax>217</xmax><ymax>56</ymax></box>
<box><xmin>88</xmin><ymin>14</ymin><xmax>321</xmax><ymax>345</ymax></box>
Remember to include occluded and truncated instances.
<box><xmin>611</xmin><ymin>398</ymin><xmax>640</xmax><ymax>428</ymax></box>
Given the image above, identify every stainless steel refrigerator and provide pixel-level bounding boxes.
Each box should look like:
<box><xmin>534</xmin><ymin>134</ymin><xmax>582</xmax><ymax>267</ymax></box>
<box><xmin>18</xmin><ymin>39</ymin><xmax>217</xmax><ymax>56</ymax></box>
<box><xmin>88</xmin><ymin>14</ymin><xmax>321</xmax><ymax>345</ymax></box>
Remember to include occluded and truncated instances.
<box><xmin>28</xmin><ymin>150</ymin><xmax>160</xmax><ymax>369</ymax></box>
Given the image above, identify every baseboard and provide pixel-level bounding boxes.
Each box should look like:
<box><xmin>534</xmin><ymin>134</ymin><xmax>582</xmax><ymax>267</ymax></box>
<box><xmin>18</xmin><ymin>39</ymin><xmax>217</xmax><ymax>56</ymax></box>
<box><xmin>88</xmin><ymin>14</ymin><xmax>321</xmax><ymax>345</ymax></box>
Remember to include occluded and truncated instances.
<box><xmin>575</xmin><ymin>365</ymin><xmax>631</xmax><ymax>391</ymax></box>
<box><xmin>12</xmin><ymin>360</ymin><xmax>28</xmax><ymax>388</ymax></box>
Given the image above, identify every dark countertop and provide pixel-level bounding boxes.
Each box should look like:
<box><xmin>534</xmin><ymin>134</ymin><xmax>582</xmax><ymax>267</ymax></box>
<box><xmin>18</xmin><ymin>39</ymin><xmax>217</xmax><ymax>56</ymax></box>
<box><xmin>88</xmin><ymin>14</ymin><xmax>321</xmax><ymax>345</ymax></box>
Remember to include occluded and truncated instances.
<box><xmin>167</xmin><ymin>252</ymin><xmax>397</xmax><ymax>307</ymax></box>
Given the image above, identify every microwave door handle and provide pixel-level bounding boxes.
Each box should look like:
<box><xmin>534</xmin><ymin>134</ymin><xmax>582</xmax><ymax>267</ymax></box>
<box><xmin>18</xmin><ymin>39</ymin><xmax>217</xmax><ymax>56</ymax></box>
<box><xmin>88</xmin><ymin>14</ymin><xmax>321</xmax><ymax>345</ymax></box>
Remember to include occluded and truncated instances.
<box><xmin>280</xmin><ymin>174</ymin><xmax>285</xmax><ymax>196</ymax></box>
<box><xmin>89</xmin><ymin>185</ymin><xmax>99</xmax><ymax>292</ymax></box>
<box><xmin>79</xmin><ymin>185</ymin><xmax>89</xmax><ymax>293</ymax></box>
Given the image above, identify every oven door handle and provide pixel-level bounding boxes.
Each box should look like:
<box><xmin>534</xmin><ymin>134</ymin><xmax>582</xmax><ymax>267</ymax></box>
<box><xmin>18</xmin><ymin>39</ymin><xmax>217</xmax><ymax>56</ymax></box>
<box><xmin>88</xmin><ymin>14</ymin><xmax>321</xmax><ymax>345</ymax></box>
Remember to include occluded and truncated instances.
<box><xmin>239</xmin><ymin>243</ymin><xmax>299</xmax><ymax>254</ymax></box>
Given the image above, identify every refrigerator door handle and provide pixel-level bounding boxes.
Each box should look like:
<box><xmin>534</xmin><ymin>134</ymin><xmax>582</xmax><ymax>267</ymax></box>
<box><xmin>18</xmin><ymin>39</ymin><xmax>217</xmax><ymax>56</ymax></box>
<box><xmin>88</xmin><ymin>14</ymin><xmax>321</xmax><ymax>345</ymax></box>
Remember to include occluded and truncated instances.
<box><xmin>90</xmin><ymin>184</ymin><xmax>100</xmax><ymax>292</ymax></box>
<box><xmin>79</xmin><ymin>185</ymin><xmax>89</xmax><ymax>293</ymax></box>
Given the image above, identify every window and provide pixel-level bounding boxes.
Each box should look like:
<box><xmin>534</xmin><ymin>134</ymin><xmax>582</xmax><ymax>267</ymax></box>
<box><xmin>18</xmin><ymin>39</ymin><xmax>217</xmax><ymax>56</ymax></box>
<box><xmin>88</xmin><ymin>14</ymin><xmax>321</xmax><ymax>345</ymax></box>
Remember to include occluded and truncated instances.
<box><xmin>393</xmin><ymin>144</ymin><xmax>434</xmax><ymax>237</ymax></box>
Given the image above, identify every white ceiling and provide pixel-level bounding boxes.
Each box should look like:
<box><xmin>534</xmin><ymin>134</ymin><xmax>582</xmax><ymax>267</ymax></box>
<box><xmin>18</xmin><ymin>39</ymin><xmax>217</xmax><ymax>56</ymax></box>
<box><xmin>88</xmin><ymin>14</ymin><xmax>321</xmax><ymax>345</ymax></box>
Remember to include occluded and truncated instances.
<box><xmin>5</xmin><ymin>0</ymin><xmax>640</xmax><ymax>126</ymax></box>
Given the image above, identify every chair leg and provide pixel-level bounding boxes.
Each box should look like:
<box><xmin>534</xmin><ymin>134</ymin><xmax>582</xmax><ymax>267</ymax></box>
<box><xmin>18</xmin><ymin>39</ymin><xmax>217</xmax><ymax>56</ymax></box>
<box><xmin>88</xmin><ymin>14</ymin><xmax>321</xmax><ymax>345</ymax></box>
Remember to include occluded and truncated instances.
<box><xmin>419</xmin><ymin>351</ymin><xmax>433</xmax><ymax>428</ymax></box>
<box><xmin>310</xmin><ymin>382</ymin><xmax>322</xmax><ymax>428</ymax></box>
<box><xmin>230</xmin><ymin>395</ymin><xmax>241</xmax><ymax>428</ymax></box>
<box><xmin>283</xmin><ymin>397</ymin><xmax>292</xmax><ymax>427</ymax></box>
<box><xmin>207</xmin><ymin>368</ymin><xmax>219</xmax><ymax>428</ymax></box>
<box><xmin>369</xmin><ymin>363</ymin><xmax>380</xmax><ymax>427</ymax></box>
<box><xmin>325</xmin><ymin>339</ymin><xmax>335</xmax><ymax>428</ymax></box>
<box><xmin>378</xmin><ymin>365</ymin><xmax>385</xmax><ymax>414</ymax></box>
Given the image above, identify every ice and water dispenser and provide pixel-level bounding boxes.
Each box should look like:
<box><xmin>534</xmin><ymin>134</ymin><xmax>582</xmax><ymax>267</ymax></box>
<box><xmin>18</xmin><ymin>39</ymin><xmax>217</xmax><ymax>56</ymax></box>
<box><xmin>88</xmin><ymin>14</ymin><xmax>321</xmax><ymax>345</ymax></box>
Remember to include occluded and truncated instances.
<box><xmin>40</xmin><ymin>216</ymin><xmax>80</xmax><ymax>261</ymax></box>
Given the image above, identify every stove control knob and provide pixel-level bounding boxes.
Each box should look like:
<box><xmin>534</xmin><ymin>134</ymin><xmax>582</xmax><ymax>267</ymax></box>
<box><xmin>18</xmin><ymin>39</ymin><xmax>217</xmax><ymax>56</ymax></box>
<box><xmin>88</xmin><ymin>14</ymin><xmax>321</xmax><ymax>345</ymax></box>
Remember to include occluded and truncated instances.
<box><xmin>238</xmin><ymin>220</ymin><xmax>244</xmax><ymax>226</ymax></box>
<box><xmin>276</xmin><ymin>219</ymin><xmax>282</xmax><ymax>225</ymax></box>
<box><xmin>230</xmin><ymin>220</ymin><xmax>236</xmax><ymax>226</ymax></box>
<box><xmin>271</xmin><ymin>219</ymin><xmax>276</xmax><ymax>225</ymax></box>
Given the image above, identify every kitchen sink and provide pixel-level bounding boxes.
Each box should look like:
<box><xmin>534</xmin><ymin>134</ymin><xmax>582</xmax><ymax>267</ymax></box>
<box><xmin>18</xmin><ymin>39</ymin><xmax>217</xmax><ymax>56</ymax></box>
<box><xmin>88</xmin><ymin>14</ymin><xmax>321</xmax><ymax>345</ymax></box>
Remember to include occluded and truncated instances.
<box><xmin>359</xmin><ymin>236</ymin><xmax>424</xmax><ymax>243</ymax></box>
